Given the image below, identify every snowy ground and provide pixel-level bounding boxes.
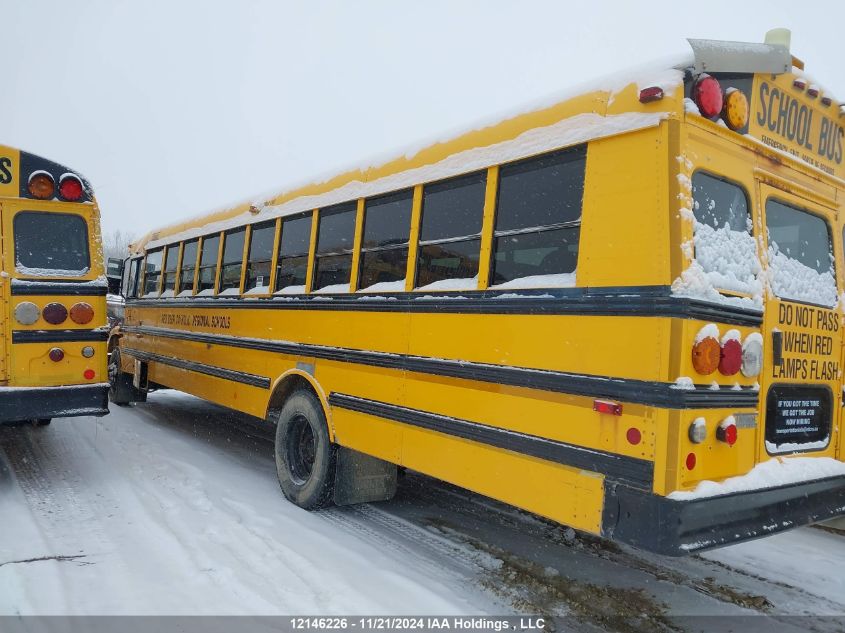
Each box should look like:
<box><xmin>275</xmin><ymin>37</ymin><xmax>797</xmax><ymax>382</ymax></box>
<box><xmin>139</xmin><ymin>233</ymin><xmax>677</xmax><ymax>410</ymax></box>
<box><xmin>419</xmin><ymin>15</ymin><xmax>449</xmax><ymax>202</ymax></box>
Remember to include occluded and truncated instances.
<box><xmin>1</xmin><ymin>391</ymin><xmax>844</xmax><ymax>631</ymax></box>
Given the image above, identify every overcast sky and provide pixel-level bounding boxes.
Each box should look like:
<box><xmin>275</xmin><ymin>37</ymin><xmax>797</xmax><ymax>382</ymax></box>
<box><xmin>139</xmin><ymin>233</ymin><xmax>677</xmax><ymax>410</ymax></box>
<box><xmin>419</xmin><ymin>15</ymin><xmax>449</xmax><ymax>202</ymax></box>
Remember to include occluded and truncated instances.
<box><xmin>4</xmin><ymin>1</ymin><xmax>844</xmax><ymax>243</ymax></box>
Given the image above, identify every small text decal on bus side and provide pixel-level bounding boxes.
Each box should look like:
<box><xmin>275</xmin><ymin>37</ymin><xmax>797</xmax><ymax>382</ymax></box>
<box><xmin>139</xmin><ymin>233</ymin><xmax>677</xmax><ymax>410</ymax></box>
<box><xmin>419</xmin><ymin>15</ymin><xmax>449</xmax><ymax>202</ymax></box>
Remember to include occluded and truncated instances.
<box><xmin>160</xmin><ymin>312</ymin><xmax>231</xmax><ymax>329</ymax></box>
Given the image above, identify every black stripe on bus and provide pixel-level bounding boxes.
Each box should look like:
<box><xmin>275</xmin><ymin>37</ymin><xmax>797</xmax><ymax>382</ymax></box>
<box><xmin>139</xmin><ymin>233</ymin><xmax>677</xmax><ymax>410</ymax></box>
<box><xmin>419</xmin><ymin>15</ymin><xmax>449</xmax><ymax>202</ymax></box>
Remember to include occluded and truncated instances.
<box><xmin>11</xmin><ymin>282</ymin><xmax>108</xmax><ymax>296</ymax></box>
<box><xmin>121</xmin><ymin>347</ymin><xmax>271</xmax><ymax>389</ymax></box>
<box><xmin>12</xmin><ymin>329</ymin><xmax>109</xmax><ymax>343</ymax></box>
<box><xmin>120</xmin><ymin>325</ymin><xmax>759</xmax><ymax>410</ymax></box>
<box><xmin>328</xmin><ymin>393</ymin><xmax>654</xmax><ymax>489</ymax></box>
<box><xmin>125</xmin><ymin>285</ymin><xmax>763</xmax><ymax>327</ymax></box>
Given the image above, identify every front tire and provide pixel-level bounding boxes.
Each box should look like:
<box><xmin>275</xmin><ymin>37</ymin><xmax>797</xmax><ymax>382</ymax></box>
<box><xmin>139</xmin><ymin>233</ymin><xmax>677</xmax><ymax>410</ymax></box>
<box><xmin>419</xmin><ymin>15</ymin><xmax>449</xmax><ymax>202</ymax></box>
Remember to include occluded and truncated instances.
<box><xmin>274</xmin><ymin>389</ymin><xmax>336</xmax><ymax>510</ymax></box>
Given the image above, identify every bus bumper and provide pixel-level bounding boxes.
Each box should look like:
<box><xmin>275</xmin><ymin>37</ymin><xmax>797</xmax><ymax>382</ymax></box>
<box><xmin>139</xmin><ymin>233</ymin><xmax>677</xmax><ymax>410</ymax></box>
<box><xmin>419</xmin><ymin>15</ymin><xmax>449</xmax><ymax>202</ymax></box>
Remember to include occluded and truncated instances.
<box><xmin>0</xmin><ymin>383</ymin><xmax>109</xmax><ymax>423</ymax></box>
<box><xmin>602</xmin><ymin>476</ymin><xmax>845</xmax><ymax>556</ymax></box>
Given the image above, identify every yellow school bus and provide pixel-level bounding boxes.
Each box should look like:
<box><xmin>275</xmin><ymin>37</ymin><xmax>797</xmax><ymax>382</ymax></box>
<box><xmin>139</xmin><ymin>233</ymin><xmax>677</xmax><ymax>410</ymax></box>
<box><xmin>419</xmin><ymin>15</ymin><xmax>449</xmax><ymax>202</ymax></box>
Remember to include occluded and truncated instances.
<box><xmin>112</xmin><ymin>31</ymin><xmax>845</xmax><ymax>555</ymax></box>
<box><xmin>0</xmin><ymin>145</ymin><xmax>109</xmax><ymax>425</ymax></box>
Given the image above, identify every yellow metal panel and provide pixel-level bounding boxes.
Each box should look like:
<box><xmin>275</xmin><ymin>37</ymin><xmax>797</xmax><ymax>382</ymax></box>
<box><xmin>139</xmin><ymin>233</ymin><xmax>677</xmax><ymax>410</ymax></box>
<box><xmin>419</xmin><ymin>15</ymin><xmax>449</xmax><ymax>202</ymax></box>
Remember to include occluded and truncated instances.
<box><xmin>305</xmin><ymin>210</ymin><xmax>318</xmax><ymax>292</ymax></box>
<box><xmin>477</xmin><ymin>166</ymin><xmax>499</xmax><ymax>289</ymax></box>
<box><xmin>0</xmin><ymin>146</ymin><xmax>20</xmax><ymax>199</ymax></box>
<box><xmin>349</xmin><ymin>199</ymin><xmax>365</xmax><ymax>292</ymax></box>
<box><xmin>267</xmin><ymin>218</ymin><xmax>282</xmax><ymax>293</ymax></box>
<box><xmin>404</xmin><ymin>185</ymin><xmax>423</xmax><ymax>292</ymax></box>
<box><xmin>578</xmin><ymin>126</ymin><xmax>670</xmax><ymax>287</ymax></box>
<box><xmin>399</xmin><ymin>422</ymin><xmax>605</xmax><ymax>534</ymax></box>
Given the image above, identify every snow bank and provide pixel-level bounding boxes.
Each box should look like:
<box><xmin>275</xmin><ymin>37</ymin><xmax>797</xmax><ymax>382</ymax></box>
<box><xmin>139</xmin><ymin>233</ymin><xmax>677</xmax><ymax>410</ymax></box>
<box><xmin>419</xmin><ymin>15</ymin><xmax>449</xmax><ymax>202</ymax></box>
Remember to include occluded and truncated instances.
<box><xmin>668</xmin><ymin>456</ymin><xmax>845</xmax><ymax>500</ymax></box>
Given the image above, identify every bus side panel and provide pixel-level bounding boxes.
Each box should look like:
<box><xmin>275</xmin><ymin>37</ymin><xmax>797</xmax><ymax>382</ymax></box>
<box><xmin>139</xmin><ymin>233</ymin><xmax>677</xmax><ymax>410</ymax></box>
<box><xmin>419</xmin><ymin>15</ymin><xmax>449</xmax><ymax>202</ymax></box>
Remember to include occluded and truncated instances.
<box><xmin>578</xmin><ymin>124</ymin><xmax>672</xmax><ymax>289</ymax></box>
<box><xmin>0</xmin><ymin>203</ymin><xmax>7</xmax><ymax>382</ymax></box>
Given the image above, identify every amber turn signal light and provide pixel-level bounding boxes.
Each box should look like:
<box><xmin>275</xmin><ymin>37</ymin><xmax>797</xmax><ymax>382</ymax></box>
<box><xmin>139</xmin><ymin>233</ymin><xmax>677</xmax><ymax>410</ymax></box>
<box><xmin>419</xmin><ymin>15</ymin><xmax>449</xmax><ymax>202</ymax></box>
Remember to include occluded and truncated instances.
<box><xmin>28</xmin><ymin>172</ymin><xmax>55</xmax><ymax>200</ymax></box>
<box><xmin>70</xmin><ymin>302</ymin><xmax>94</xmax><ymax>325</ymax></box>
<box><xmin>692</xmin><ymin>336</ymin><xmax>720</xmax><ymax>375</ymax></box>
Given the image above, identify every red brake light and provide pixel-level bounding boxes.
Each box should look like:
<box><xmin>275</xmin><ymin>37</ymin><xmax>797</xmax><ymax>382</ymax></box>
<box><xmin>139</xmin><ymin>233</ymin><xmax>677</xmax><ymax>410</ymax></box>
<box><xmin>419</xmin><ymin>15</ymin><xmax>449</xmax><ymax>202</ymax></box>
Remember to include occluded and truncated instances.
<box><xmin>42</xmin><ymin>303</ymin><xmax>68</xmax><ymax>325</ymax></box>
<box><xmin>58</xmin><ymin>175</ymin><xmax>84</xmax><ymax>202</ymax></box>
<box><xmin>719</xmin><ymin>338</ymin><xmax>742</xmax><ymax>376</ymax></box>
<box><xmin>692</xmin><ymin>75</ymin><xmax>723</xmax><ymax>119</ymax></box>
<box><xmin>639</xmin><ymin>86</ymin><xmax>664</xmax><ymax>103</ymax></box>
<box><xmin>717</xmin><ymin>420</ymin><xmax>738</xmax><ymax>446</ymax></box>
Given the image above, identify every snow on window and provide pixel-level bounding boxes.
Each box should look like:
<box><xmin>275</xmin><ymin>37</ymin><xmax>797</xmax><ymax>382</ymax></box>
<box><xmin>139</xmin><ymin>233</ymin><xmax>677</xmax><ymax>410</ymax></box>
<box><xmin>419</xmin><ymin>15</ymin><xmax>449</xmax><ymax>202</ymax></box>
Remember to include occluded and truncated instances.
<box><xmin>672</xmin><ymin>172</ymin><xmax>763</xmax><ymax>308</ymax></box>
<box><xmin>765</xmin><ymin>199</ymin><xmax>837</xmax><ymax>307</ymax></box>
<box><xmin>358</xmin><ymin>279</ymin><xmax>406</xmax><ymax>293</ymax></box>
<box><xmin>489</xmin><ymin>272</ymin><xmax>576</xmax><ymax>290</ymax></box>
<box><xmin>416</xmin><ymin>276</ymin><xmax>478</xmax><ymax>291</ymax></box>
<box><xmin>275</xmin><ymin>284</ymin><xmax>306</xmax><ymax>295</ymax></box>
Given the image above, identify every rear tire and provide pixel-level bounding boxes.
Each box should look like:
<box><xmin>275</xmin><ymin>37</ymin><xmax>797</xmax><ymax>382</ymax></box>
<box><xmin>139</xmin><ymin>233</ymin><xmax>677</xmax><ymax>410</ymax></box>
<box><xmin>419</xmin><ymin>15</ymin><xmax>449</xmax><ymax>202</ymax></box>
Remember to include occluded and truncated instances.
<box><xmin>274</xmin><ymin>388</ymin><xmax>336</xmax><ymax>510</ymax></box>
<box><xmin>108</xmin><ymin>348</ymin><xmax>134</xmax><ymax>406</ymax></box>
<box><xmin>31</xmin><ymin>418</ymin><xmax>51</xmax><ymax>427</ymax></box>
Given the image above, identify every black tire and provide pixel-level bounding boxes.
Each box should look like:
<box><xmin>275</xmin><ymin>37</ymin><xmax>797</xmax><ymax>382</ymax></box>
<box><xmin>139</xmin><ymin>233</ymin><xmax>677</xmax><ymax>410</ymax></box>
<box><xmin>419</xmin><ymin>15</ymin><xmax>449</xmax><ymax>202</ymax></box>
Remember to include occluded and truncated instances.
<box><xmin>31</xmin><ymin>418</ymin><xmax>51</xmax><ymax>427</ymax></box>
<box><xmin>108</xmin><ymin>348</ymin><xmax>134</xmax><ymax>406</ymax></box>
<box><xmin>274</xmin><ymin>388</ymin><xmax>336</xmax><ymax>510</ymax></box>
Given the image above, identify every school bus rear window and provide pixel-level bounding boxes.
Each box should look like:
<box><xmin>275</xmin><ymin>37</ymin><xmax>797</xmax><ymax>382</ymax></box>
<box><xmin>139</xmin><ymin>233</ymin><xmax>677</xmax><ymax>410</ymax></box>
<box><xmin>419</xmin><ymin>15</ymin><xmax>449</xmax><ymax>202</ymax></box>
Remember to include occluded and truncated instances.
<box><xmin>14</xmin><ymin>211</ymin><xmax>90</xmax><ymax>274</ymax></box>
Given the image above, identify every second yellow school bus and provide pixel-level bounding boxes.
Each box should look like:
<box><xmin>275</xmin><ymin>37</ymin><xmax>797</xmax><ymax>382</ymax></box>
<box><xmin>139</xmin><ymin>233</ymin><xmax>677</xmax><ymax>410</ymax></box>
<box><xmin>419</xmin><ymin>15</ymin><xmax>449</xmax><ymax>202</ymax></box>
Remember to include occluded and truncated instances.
<box><xmin>111</xmin><ymin>32</ymin><xmax>845</xmax><ymax>555</ymax></box>
<box><xmin>0</xmin><ymin>144</ymin><xmax>109</xmax><ymax>425</ymax></box>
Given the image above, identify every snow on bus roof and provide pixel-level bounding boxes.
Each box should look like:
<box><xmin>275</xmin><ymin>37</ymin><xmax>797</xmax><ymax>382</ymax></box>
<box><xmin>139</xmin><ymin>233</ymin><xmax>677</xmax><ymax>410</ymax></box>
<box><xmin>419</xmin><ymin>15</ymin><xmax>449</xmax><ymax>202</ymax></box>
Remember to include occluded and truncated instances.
<box><xmin>138</xmin><ymin>54</ymin><xmax>691</xmax><ymax>252</ymax></box>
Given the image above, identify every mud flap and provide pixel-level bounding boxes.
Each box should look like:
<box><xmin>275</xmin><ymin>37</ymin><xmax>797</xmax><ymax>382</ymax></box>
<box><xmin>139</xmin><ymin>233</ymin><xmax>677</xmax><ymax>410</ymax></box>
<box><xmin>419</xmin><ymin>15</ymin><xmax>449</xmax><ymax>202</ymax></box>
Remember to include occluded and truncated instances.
<box><xmin>130</xmin><ymin>360</ymin><xmax>148</xmax><ymax>403</ymax></box>
<box><xmin>333</xmin><ymin>446</ymin><xmax>397</xmax><ymax>506</ymax></box>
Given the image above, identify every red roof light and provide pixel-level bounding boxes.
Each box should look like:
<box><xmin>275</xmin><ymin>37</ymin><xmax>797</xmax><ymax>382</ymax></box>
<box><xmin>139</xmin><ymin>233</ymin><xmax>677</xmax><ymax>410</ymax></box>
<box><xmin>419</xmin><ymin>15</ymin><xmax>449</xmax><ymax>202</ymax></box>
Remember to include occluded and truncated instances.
<box><xmin>59</xmin><ymin>175</ymin><xmax>84</xmax><ymax>202</ymax></box>
<box><xmin>693</xmin><ymin>75</ymin><xmax>723</xmax><ymax>119</ymax></box>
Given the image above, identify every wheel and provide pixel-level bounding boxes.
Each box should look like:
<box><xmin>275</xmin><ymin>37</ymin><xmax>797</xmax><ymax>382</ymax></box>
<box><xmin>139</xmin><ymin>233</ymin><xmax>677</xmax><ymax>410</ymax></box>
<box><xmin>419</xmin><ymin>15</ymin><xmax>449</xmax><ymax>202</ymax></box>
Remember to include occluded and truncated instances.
<box><xmin>274</xmin><ymin>388</ymin><xmax>336</xmax><ymax>510</ymax></box>
<box><xmin>31</xmin><ymin>418</ymin><xmax>51</xmax><ymax>427</ymax></box>
<box><xmin>108</xmin><ymin>348</ymin><xmax>134</xmax><ymax>406</ymax></box>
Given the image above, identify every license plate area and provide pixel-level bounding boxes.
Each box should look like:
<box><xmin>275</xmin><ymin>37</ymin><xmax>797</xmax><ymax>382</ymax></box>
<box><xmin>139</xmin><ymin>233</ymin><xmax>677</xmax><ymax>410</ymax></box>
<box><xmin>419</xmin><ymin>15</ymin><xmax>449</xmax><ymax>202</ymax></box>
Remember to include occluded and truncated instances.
<box><xmin>765</xmin><ymin>384</ymin><xmax>832</xmax><ymax>454</ymax></box>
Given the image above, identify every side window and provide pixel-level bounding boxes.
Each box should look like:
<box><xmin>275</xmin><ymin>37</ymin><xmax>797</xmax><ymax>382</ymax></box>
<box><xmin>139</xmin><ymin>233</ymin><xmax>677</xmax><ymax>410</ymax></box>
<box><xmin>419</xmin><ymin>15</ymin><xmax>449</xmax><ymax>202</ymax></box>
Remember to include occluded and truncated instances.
<box><xmin>197</xmin><ymin>234</ymin><xmax>220</xmax><ymax>294</ymax></box>
<box><xmin>161</xmin><ymin>244</ymin><xmax>179</xmax><ymax>296</ymax></box>
<box><xmin>491</xmin><ymin>146</ymin><xmax>585</xmax><ymax>287</ymax></box>
<box><xmin>245</xmin><ymin>221</ymin><xmax>277</xmax><ymax>293</ymax></box>
<box><xmin>416</xmin><ymin>171</ymin><xmax>486</xmax><ymax>290</ymax></box>
<box><xmin>275</xmin><ymin>213</ymin><xmax>312</xmax><ymax>293</ymax></box>
<box><xmin>124</xmin><ymin>257</ymin><xmax>142</xmax><ymax>298</ymax></box>
<box><xmin>690</xmin><ymin>172</ymin><xmax>757</xmax><ymax>295</ymax></box>
<box><xmin>766</xmin><ymin>199</ymin><xmax>836</xmax><ymax>306</ymax></box>
<box><xmin>142</xmin><ymin>249</ymin><xmax>163</xmax><ymax>296</ymax></box>
<box><xmin>179</xmin><ymin>239</ymin><xmax>199</xmax><ymax>296</ymax></box>
<box><xmin>359</xmin><ymin>189</ymin><xmax>413</xmax><ymax>291</ymax></box>
<box><xmin>313</xmin><ymin>203</ymin><xmax>356</xmax><ymax>292</ymax></box>
<box><xmin>218</xmin><ymin>228</ymin><xmax>247</xmax><ymax>294</ymax></box>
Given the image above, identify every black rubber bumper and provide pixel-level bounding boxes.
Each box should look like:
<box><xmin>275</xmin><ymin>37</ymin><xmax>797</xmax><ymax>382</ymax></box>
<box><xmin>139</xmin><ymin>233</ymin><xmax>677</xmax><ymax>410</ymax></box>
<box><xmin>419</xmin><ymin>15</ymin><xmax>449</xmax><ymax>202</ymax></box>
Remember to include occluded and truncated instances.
<box><xmin>0</xmin><ymin>384</ymin><xmax>109</xmax><ymax>423</ymax></box>
<box><xmin>602</xmin><ymin>475</ymin><xmax>845</xmax><ymax>556</ymax></box>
